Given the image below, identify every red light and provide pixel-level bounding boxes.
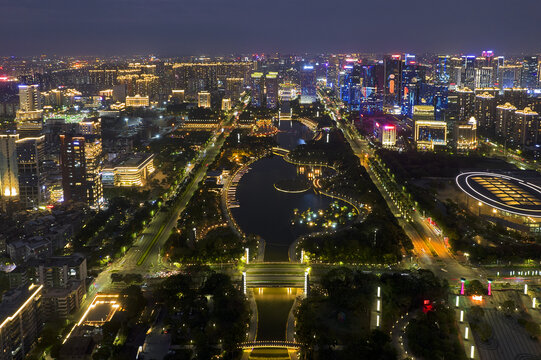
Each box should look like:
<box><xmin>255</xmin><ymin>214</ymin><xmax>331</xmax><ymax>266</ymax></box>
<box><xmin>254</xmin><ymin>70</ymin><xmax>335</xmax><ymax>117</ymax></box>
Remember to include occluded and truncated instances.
<box><xmin>375</xmin><ymin>122</ymin><xmax>380</xmax><ymax>127</ymax></box>
<box><xmin>384</xmin><ymin>125</ymin><xmax>395</xmax><ymax>130</ymax></box>
<box><xmin>391</xmin><ymin>55</ymin><xmax>401</xmax><ymax>59</ymax></box>
<box><xmin>472</xmin><ymin>295</ymin><xmax>483</xmax><ymax>302</ymax></box>
<box><xmin>46</xmin><ymin>205</ymin><xmax>54</xmax><ymax>209</ymax></box>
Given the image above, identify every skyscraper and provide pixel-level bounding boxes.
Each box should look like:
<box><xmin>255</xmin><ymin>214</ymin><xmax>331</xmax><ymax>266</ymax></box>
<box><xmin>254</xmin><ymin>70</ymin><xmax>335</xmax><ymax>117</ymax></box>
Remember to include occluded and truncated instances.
<box><xmin>521</xmin><ymin>56</ymin><xmax>538</xmax><ymax>89</ymax></box>
<box><xmin>384</xmin><ymin>55</ymin><xmax>402</xmax><ymax>105</ymax></box>
<box><xmin>0</xmin><ymin>134</ymin><xmax>19</xmax><ymax>201</ymax></box>
<box><xmin>16</xmin><ymin>135</ymin><xmax>45</xmax><ymax>209</ymax></box>
<box><xmin>474</xmin><ymin>92</ymin><xmax>497</xmax><ymax>136</ymax></box>
<box><xmin>300</xmin><ymin>65</ymin><xmax>316</xmax><ymax>103</ymax></box>
<box><xmin>60</xmin><ymin>135</ymin><xmax>103</xmax><ymax>208</ymax></box>
<box><xmin>265</xmin><ymin>72</ymin><xmax>279</xmax><ymax>109</ymax></box>
<box><xmin>16</xmin><ymin>85</ymin><xmax>43</xmax><ymax>139</ymax></box>
<box><xmin>197</xmin><ymin>91</ymin><xmax>211</xmax><ymax>108</ymax></box>
<box><xmin>250</xmin><ymin>72</ymin><xmax>264</xmax><ymax>107</ymax></box>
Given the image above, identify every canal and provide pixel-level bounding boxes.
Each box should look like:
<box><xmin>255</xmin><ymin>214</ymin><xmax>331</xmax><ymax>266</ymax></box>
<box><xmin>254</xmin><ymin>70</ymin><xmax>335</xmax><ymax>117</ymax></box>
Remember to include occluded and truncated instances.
<box><xmin>230</xmin><ymin>120</ymin><xmax>349</xmax><ymax>357</ymax></box>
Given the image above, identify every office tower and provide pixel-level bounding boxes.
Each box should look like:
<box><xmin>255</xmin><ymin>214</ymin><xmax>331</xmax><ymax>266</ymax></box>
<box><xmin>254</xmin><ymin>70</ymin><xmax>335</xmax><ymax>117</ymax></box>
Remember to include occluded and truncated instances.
<box><xmin>0</xmin><ymin>134</ymin><xmax>19</xmax><ymax>203</ymax></box>
<box><xmin>461</xmin><ymin>55</ymin><xmax>476</xmax><ymax>88</ymax></box>
<box><xmin>456</xmin><ymin>87</ymin><xmax>475</xmax><ymax>121</ymax></box>
<box><xmin>498</xmin><ymin>65</ymin><xmax>522</xmax><ymax>89</ymax></box>
<box><xmin>455</xmin><ymin>118</ymin><xmax>478</xmax><ymax>150</ymax></box>
<box><xmin>16</xmin><ymin>135</ymin><xmax>45</xmax><ymax>209</ymax></box>
<box><xmin>198</xmin><ymin>91</ymin><xmax>211</xmax><ymax>108</ymax></box>
<box><xmin>16</xmin><ymin>85</ymin><xmax>43</xmax><ymax>139</ymax></box>
<box><xmin>495</xmin><ymin>103</ymin><xmax>517</xmax><ymax>141</ymax></box>
<box><xmin>300</xmin><ymin>65</ymin><xmax>317</xmax><ymax>103</ymax></box>
<box><xmin>384</xmin><ymin>55</ymin><xmax>402</xmax><ymax>104</ymax></box>
<box><xmin>475</xmin><ymin>92</ymin><xmax>497</xmax><ymax>136</ymax></box>
<box><xmin>265</xmin><ymin>72</ymin><xmax>279</xmax><ymax>109</ymax></box>
<box><xmin>435</xmin><ymin>55</ymin><xmax>450</xmax><ymax>85</ymax></box>
<box><xmin>512</xmin><ymin>107</ymin><xmax>540</xmax><ymax>147</ymax></box>
<box><xmin>0</xmin><ymin>284</ymin><xmax>43</xmax><ymax>360</ymax></box>
<box><xmin>340</xmin><ymin>62</ymin><xmax>362</xmax><ymax>110</ymax></box>
<box><xmin>221</xmin><ymin>98</ymin><xmax>232</xmax><ymax>111</ymax></box>
<box><xmin>78</xmin><ymin>118</ymin><xmax>101</xmax><ymax>136</ymax></box>
<box><xmin>521</xmin><ymin>56</ymin><xmax>538</xmax><ymax>89</ymax></box>
<box><xmin>401</xmin><ymin>62</ymin><xmax>425</xmax><ymax>117</ymax></box>
<box><xmin>250</xmin><ymin>72</ymin><xmax>264</xmax><ymax>107</ymax></box>
<box><xmin>374</xmin><ymin>121</ymin><xmax>396</xmax><ymax>148</ymax></box>
<box><xmin>60</xmin><ymin>135</ymin><xmax>103</xmax><ymax>208</ymax></box>
<box><xmin>474</xmin><ymin>67</ymin><xmax>494</xmax><ymax>88</ymax></box>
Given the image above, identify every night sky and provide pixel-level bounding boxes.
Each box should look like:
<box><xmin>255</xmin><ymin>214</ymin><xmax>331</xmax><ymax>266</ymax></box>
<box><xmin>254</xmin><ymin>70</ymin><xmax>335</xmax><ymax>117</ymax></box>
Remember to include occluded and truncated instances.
<box><xmin>2</xmin><ymin>0</ymin><xmax>540</xmax><ymax>56</ymax></box>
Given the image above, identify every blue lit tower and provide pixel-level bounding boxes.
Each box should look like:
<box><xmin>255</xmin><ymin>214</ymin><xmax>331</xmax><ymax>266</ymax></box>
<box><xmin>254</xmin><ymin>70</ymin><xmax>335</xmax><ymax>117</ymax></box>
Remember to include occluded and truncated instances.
<box><xmin>300</xmin><ymin>64</ymin><xmax>317</xmax><ymax>103</ymax></box>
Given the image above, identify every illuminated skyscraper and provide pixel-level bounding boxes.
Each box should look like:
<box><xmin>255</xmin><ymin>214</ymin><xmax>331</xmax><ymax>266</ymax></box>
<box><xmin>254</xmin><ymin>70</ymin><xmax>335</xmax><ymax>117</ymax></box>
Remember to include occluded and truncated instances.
<box><xmin>250</xmin><ymin>72</ymin><xmax>264</xmax><ymax>107</ymax></box>
<box><xmin>384</xmin><ymin>55</ymin><xmax>402</xmax><ymax>105</ymax></box>
<box><xmin>197</xmin><ymin>91</ymin><xmax>211</xmax><ymax>108</ymax></box>
<box><xmin>495</xmin><ymin>102</ymin><xmax>517</xmax><ymax>141</ymax></box>
<box><xmin>521</xmin><ymin>56</ymin><xmax>538</xmax><ymax>89</ymax></box>
<box><xmin>512</xmin><ymin>107</ymin><xmax>540</xmax><ymax>147</ymax></box>
<box><xmin>265</xmin><ymin>72</ymin><xmax>279</xmax><ymax>109</ymax></box>
<box><xmin>16</xmin><ymin>85</ymin><xmax>43</xmax><ymax>139</ymax></box>
<box><xmin>435</xmin><ymin>55</ymin><xmax>450</xmax><ymax>85</ymax></box>
<box><xmin>60</xmin><ymin>135</ymin><xmax>103</xmax><ymax>208</ymax></box>
<box><xmin>456</xmin><ymin>87</ymin><xmax>475</xmax><ymax>121</ymax></box>
<box><xmin>0</xmin><ymin>134</ymin><xmax>19</xmax><ymax>201</ymax></box>
<box><xmin>475</xmin><ymin>92</ymin><xmax>497</xmax><ymax>136</ymax></box>
<box><xmin>16</xmin><ymin>135</ymin><xmax>45</xmax><ymax>209</ymax></box>
<box><xmin>300</xmin><ymin>65</ymin><xmax>316</xmax><ymax>103</ymax></box>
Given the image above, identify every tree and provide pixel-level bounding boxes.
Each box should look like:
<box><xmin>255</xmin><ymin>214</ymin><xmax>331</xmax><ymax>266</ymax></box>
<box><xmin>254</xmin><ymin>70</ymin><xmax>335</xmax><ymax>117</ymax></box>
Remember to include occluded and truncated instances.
<box><xmin>525</xmin><ymin>321</ymin><xmax>540</xmax><ymax>339</ymax></box>
<box><xmin>501</xmin><ymin>300</ymin><xmax>515</xmax><ymax>316</ymax></box>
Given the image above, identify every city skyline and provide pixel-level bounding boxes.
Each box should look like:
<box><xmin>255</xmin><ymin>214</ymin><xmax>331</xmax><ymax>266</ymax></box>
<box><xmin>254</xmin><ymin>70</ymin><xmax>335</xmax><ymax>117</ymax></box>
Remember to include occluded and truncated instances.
<box><xmin>1</xmin><ymin>0</ymin><xmax>541</xmax><ymax>56</ymax></box>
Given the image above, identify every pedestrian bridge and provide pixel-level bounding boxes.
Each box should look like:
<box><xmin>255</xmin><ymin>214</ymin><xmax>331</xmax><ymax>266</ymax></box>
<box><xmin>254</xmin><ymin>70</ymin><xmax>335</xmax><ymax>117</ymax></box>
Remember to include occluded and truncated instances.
<box><xmin>240</xmin><ymin>341</ymin><xmax>301</xmax><ymax>350</ymax></box>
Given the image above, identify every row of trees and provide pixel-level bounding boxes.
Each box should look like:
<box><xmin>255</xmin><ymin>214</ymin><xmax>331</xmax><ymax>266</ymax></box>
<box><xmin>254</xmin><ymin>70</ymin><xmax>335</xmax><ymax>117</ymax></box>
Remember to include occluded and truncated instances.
<box><xmin>159</xmin><ymin>268</ymin><xmax>249</xmax><ymax>359</ymax></box>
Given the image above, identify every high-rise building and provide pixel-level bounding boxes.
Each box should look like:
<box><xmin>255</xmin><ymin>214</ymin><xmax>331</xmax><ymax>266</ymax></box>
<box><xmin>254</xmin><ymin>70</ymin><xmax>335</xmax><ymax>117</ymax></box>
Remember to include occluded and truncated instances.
<box><xmin>226</xmin><ymin>78</ymin><xmax>244</xmax><ymax>102</ymax></box>
<box><xmin>461</xmin><ymin>55</ymin><xmax>476</xmax><ymax>88</ymax></box>
<box><xmin>250</xmin><ymin>72</ymin><xmax>265</xmax><ymax>107</ymax></box>
<box><xmin>455</xmin><ymin>117</ymin><xmax>478</xmax><ymax>150</ymax></box>
<box><xmin>474</xmin><ymin>67</ymin><xmax>494</xmax><ymax>88</ymax></box>
<box><xmin>384</xmin><ymin>55</ymin><xmax>402</xmax><ymax>105</ymax></box>
<box><xmin>456</xmin><ymin>87</ymin><xmax>475</xmax><ymax>121</ymax></box>
<box><xmin>495</xmin><ymin>102</ymin><xmax>517</xmax><ymax>141</ymax></box>
<box><xmin>60</xmin><ymin>135</ymin><xmax>103</xmax><ymax>208</ymax></box>
<box><xmin>18</xmin><ymin>84</ymin><xmax>41</xmax><ymax>112</ymax></box>
<box><xmin>414</xmin><ymin>120</ymin><xmax>447</xmax><ymax>150</ymax></box>
<box><xmin>221</xmin><ymin>98</ymin><xmax>232</xmax><ymax>111</ymax></box>
<box><xmin>169</xmin><ymin>89</ymin><xmax>185</xmax><ymax>104</ymax></box>
<box><xmin>0</xmin><ymin>284</ymin><xmax>43</xmax><ymax>360</ymax></box>
<box><xmin>0</xmin><ymin>134</ymin><xmax>19</xmax><ymax>202</ymax></box>
<box><xmin>197</xmin><ymin>91</ymin><xmax>211</xmax><ymax>108</ymax></box>
<box><xmin>474</xmin><ymin>92</ymin><xmax>497</xmax><ymax>136</ymax></box>
<box><xmin>265</xmin><ymin>72</ymin><xmax>279</xmax><ymax>109</ymax></box>
<box><xmin>521</xmin><ymin>56</ymin><xmax>538</xmax><ymax>89</ymax></box>
<box><xmin>498</xmin><ymin>65</ymin><xmax>522</xmax><ymax>89</ymax></box>
<box><xmin>16</xmin><ymin>135</ymin><xmax>45</xmax><ymax>209</ymax></box>
<box><xmin>512</xmin><ymin>107</ymin><xmax>540</xmax><ymax>148</ymax></box>
<box><xmin>435</xmin><ymin>55</ymin><xmax>450</xmax><ymax>85</ymax></box>
<box><xmin>300</xmin><ymin>65</ymin><xmax>317</xmax><ymax>103</ymax></box>
<box><xmin>503</xmin><ymin>88</ymin><xmax>529</xmax><ymax>109</ymax></box>
<box><xmin>16</xmin><ymin>85</ymin><xmax>43</xmax><ymax>139</ymax></box>
<box><xmin>412</xmin><ymin>105</ymin><xmax>435</xmax><ymax>121</ymax></box>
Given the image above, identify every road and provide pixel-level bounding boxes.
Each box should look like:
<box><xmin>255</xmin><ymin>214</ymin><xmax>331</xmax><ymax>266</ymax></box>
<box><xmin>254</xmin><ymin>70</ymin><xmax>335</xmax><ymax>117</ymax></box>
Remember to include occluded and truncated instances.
<box><xmin>317</xmin><ymin>90</ymin><xmax>487</xmax><ymax>282</ymax></box>
<box><xmin>79</xmin><ymin>103</ymin><xmax>244</xmax><ymax>313</ymax></box>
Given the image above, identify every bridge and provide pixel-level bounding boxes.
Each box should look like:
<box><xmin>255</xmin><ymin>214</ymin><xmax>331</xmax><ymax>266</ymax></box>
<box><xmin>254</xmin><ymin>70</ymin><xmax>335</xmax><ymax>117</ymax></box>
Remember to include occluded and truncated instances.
<box><xmin>240</xmin><ymin>341</ymin><xmax>301</xmax><ymax>350</ymax></box>
<box><xmin>272</xmin><ymin>147</ymin><xmax>290</xmax><ymax>156</ymax></box>
<box><xmin>245</xmin><ymin>263</ymin><xmax>307</xmax><ymax>288</ymax></box>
